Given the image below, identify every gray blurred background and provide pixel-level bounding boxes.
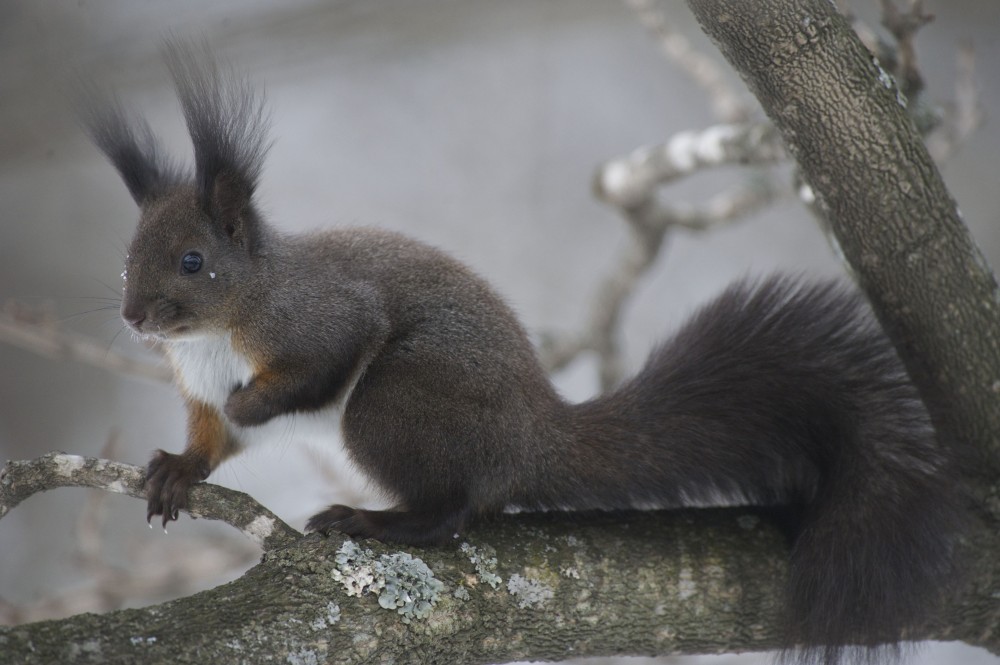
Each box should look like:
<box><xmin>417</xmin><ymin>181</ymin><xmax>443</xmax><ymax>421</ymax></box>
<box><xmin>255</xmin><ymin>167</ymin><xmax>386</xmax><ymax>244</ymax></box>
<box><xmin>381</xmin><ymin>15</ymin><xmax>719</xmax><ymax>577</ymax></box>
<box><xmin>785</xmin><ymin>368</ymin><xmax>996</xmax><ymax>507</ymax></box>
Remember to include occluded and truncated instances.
<box><xmin>1</xmin><ymin>1</ymin><xmax>997</xmax><ymax>663</ymax></box>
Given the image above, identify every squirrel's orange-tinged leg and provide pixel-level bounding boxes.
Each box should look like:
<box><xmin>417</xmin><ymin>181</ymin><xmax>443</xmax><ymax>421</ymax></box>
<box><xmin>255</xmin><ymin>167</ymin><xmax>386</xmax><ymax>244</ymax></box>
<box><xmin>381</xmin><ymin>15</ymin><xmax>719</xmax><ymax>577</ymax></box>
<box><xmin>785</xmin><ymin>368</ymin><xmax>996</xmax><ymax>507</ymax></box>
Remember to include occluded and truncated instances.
<box><xmin>145</xmin><ymin>400</ymin><xmax>240</xmax><ymax>527</ymax></box>
<box><xmin>224</xmin><ymin>364</ymin><xmax>359</xmax><ymax>427</ymax></box>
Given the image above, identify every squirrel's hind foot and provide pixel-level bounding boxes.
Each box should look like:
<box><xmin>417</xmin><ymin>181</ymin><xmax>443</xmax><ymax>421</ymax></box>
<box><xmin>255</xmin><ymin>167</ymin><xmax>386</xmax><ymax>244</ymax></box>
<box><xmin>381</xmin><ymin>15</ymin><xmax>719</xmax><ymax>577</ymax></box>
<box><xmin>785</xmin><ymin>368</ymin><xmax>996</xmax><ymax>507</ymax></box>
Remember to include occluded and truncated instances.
<box><xmin>305</xmin><ymin>504</ymin><xmax>470</xmax><ymax>547</ymax></box>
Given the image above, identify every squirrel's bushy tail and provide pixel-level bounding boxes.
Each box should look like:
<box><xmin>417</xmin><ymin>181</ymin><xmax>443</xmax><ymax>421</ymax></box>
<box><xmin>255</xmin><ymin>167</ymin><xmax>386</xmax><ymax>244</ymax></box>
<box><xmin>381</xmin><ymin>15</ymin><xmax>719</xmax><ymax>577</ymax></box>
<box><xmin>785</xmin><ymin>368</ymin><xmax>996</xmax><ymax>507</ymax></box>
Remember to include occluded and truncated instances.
<box><xmin>554</xmin><ymin>276</ymin><xmax>963</xmax><ymax>664</ymax></box>
<box><xmin>784</xmin><ymin>446</ymin><xmax>961</xmax><ymax>665</ymax></box>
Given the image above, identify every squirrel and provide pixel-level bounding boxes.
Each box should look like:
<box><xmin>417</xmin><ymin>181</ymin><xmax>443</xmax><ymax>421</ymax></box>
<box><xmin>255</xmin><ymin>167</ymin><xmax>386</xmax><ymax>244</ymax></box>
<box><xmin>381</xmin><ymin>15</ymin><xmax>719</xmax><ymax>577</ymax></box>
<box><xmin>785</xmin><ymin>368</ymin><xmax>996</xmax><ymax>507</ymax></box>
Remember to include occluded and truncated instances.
<box><xmin>82</xmin><ymin>43</ymin><xmax>964</xmax><ymax>665</ymax></box>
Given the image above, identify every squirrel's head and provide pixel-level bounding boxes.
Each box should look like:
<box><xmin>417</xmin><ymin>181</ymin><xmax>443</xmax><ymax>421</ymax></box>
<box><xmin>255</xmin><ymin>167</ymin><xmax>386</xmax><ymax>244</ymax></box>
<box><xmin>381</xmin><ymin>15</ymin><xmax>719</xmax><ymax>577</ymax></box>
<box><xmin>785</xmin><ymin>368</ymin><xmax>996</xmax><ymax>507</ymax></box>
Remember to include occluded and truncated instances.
<box><xmin>83</xmin><ymin>42</ymin><xmax>271</xmax><ymax>341</ymax></box>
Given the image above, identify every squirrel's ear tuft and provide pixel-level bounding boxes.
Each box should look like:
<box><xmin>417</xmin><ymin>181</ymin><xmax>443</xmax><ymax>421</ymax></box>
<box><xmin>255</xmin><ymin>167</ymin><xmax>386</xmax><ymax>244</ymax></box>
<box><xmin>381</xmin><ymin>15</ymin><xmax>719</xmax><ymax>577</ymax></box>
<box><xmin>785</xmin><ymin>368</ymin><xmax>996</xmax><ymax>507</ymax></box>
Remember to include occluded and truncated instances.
<box><xmin>165</xmin><ymin>40</ymin><xmax>272</xmax><ymax>238</ymax></box>
<box><xmin>79</xmin><ymin>90</ymin><xmax>180</xmax><ymax>206</ymax></box>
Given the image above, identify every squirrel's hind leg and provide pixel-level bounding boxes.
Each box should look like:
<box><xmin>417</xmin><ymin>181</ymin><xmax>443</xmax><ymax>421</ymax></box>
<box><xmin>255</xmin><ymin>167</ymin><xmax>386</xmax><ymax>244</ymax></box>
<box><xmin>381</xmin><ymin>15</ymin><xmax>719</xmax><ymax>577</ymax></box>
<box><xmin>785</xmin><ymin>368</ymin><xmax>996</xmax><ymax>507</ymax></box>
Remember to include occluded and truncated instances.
<box><xmin>305</xmin><ymin>503</ymin><xmax>472</xmax><ymax>546</ymax></box>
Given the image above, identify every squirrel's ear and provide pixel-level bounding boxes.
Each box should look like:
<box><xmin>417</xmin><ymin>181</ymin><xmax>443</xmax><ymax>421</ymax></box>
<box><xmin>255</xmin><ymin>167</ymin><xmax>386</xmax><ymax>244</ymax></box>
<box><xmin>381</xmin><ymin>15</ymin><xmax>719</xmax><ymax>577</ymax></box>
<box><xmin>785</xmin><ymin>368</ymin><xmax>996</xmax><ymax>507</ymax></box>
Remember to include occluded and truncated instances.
<box><xmin>80</xmin><ymin>94</ymin><xmax>178</xmax><ymax>206</ymax></box>
<box><xmin>166</xmin><ymin>41</ymin><xmax>271</xmax><ymax>249</ymax></box>
<box><xmin>206</xmin><ymin>169</ymin><xmax>258</xmax><ymax>248</ymax></box>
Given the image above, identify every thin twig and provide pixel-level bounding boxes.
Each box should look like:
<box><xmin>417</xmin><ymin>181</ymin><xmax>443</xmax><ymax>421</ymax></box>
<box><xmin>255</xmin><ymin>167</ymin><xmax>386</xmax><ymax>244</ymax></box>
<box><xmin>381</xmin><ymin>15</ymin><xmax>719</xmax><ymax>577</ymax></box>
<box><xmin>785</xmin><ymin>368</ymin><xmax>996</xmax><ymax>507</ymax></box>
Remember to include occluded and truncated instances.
<box><xmin>594</xmin><ymin>122</ymin><xmax>784</xmax><ymax>211</ymax></box>
<box><xmin>0</xmin><ymin>452</ymin><xmax>301</xmax><ymax>550</ymax></box>
<box><xmin>623</xmin><ymin>0</ymin><xmax>749</xmax><ymax>123</ymax></box>
<box><xmin>879</xmin><ymin>0</ymin><xmax>933</xmax><ymax>100</ymax></box>
<box><xmin>926</xmin><ymin>43</ymin><xmax>984</xmax><ymax>163</ymax></box>
<box><xmin>540</xmin><ymin>176</ymin><xmax>783</xmax><ymax>388</ymax></box>
<box><xmin>560</xmin><ymin>118</ymin><xmax>785</xmax><ymax>388</ymax></box>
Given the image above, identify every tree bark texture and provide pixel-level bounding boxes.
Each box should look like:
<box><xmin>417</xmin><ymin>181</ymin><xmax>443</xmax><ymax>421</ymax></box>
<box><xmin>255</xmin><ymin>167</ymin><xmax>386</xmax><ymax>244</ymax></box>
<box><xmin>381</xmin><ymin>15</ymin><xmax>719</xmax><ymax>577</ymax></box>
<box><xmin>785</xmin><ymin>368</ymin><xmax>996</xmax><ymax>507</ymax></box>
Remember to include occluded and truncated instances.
<box><xmin>687</xmin><ymin>0</ymin><xmax>1000</xmax><ymax>476</ymax></box>
<box><xmin>0</xmin><ymin>510</ymin><xmax>780</xmax><ymax>665</ymax></box>
<box><xmin>2</xmin><ymin>506</ymin><xmax>999</xmax><ymax>665</ymax></box>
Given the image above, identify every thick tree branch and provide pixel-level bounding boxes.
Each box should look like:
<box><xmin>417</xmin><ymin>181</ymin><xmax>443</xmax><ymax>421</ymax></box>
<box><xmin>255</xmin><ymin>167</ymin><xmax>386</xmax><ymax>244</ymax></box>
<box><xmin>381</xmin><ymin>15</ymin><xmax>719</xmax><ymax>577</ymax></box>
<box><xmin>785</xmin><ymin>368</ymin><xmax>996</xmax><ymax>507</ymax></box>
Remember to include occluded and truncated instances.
<box><xmin>0</xmin><ymin>453</ymin><xmax>299</xmax><ymax>550</ymax></box>
<box><xmin>558</xmin><ymin>0</ymin><xmax>983</xmax><ymax>395</ymax></box>
<box><xmin>1</xmin><ymin>466</ymin><xmax>997</xmax><ymax>664</ymax></box>
<box><xmin>687</xmin><ymin>0</ymin><xmax>1000</xmax><ymax>476</ymax></box>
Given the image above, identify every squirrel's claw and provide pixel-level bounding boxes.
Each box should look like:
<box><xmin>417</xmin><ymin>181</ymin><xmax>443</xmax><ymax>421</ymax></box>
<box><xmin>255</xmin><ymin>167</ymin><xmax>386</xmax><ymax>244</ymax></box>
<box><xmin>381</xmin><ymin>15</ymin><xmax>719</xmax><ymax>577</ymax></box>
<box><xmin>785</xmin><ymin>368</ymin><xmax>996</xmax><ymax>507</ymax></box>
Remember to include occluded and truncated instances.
<box><xmin>144</xmin><ymin>449</ymin><xmax>207</xmax><ymax>530</ymax></box>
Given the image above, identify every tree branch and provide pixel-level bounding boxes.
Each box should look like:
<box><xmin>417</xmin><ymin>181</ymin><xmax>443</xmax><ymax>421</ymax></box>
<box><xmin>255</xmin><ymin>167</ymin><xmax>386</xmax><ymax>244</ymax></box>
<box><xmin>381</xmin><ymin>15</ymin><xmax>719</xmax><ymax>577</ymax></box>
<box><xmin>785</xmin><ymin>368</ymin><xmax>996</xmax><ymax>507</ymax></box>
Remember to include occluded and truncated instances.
<box><xmin>540</xmin><ymin>120</ymin><xmax>785</xmax><ymax>387</ymax></box>
<box><xmin>543</xmin><ymin>0</ymin><xmax>980</xmax><ymax>395</ymax></box>
<box><xmin>623</xmin><ymin>0</ymin><xmax>750</xmax><ymax>123</ymax></box>
<box><xmin>1</xmin><ymin>463</ymin><xmax>997</xmax><ymax>664</ymax></box>
<box><xmin>926</xmin><ymin>43</ymin><xmax>983</xmax><ymax>163</ymax></box>
<box><xmin>687</xmin><ymin>0</ymin><xmax>1000</xmax><ymax>477</ymax></box>
<box><xmin>0</xmin><ymin>453</ymin><xmax>300</xmax><ymax>550</ymax></box>
<box><xmin>878</xmin><ymin>0</ymin><xmax>933</xmax><ymax>101</ymax></box>
<box><xmin>593</xmin><ymin>121</ymin><xmax>784</xmax><ymax>210</ymax></box>
<box><xmin>0</xmin><ymin>436</ymin><xmax>258</xmax><ymax>625</ymax></box>
<box><xmin>0</xmin><ymin>304</ymin><xmax>170</xmax><ymax>383</ymax></box>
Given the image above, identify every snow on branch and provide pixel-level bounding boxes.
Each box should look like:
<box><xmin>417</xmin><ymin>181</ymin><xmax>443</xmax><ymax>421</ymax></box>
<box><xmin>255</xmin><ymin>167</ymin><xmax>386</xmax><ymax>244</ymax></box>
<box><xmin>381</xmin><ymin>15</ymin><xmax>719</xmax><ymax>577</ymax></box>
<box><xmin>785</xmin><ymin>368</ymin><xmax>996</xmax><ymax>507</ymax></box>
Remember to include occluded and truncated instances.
<box><xmin>593</xmin><ymin>122</ymin><xmax>783</xmax><ymax>210</ymax></box>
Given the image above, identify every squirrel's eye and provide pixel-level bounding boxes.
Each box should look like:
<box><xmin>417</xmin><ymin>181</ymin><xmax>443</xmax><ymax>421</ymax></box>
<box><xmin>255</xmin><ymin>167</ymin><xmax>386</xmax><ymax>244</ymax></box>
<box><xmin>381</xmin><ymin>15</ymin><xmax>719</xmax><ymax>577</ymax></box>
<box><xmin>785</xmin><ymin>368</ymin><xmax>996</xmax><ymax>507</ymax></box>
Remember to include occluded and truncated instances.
<box><xmin>180</xmin><ymin>252</ymin><xmax>203</xmax><ymax>275</ymax></box>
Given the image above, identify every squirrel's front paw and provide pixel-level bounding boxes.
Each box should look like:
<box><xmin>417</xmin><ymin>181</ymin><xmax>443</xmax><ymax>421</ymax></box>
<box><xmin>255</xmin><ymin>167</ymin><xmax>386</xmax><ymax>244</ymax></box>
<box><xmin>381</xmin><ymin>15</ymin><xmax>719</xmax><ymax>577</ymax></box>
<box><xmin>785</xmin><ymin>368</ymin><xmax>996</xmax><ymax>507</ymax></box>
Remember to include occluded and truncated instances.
<box><xmin>145</xmin><ymin>450</ymin><xmax>210</xmax><ymax>528</ymax></box>
<box><xmin>224</xmin><ymin>384</ymin><xmax>274</xmax><ymax>427</ymax></box>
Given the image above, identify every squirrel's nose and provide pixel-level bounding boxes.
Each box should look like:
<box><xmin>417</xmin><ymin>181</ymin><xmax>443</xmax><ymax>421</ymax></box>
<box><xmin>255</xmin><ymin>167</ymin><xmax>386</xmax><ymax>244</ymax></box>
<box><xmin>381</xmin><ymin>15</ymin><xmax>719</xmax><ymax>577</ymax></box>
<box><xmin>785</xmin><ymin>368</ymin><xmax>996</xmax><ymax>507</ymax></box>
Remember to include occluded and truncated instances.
<box><xmin>121</xmin><ymin>304</ymin><xmax>147</xmax><ymax>331</ymax></box>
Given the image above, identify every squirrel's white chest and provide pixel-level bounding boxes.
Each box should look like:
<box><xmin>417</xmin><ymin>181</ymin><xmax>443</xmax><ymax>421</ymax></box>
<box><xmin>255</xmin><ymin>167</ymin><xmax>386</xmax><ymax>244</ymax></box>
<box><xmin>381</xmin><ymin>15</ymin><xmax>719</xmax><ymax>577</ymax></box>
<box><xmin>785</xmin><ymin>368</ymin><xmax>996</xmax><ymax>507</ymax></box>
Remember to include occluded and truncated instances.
<box><xmin>165</xmin><ymin>333</ymin><xmax>254</xmax><ymax>408</ymax></box>
<box><xmin>164</xmin><ymin>333</ymin><xmax>344</xmax><ymax>450</ymax></box>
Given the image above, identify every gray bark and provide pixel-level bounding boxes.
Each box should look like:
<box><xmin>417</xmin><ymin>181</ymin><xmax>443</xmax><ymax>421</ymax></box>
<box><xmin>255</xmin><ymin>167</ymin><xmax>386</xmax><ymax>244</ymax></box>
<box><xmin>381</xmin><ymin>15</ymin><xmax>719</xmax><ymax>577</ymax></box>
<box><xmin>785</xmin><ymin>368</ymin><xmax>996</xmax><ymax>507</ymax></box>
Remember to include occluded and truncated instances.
<box><xmin>1</xmin><ymin>490</ymin><xmax>998</xmax><ymax>664</ymax></box>
<box><xmin>687</xmin><ymin>0</ymin><xmax>1000</xmax><ymax>472</ymax></box>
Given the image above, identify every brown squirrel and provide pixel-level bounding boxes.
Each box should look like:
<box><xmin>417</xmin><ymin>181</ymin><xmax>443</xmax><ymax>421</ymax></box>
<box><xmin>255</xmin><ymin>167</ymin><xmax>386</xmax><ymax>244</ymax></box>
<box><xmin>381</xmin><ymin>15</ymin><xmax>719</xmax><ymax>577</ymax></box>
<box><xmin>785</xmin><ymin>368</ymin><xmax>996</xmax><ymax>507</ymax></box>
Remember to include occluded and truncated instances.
<box><xmin>83</xmin><ymin>44</ymin><xmax>963</xmax><ymax>665</ymax></box>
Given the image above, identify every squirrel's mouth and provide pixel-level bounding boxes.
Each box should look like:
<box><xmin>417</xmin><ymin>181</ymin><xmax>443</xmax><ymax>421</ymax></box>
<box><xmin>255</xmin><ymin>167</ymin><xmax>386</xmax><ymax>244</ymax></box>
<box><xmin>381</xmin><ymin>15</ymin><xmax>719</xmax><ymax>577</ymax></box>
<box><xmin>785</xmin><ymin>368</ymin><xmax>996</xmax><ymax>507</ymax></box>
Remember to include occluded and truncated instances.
<box><xmin>123</xmin><ymin>319</ymin><xmax>188</xmax><ymax>341</ymax></box>
<box><xmin>121</xmin><ymin>304</ymin><xmax>200</xmax><ymax>340</ymax></box>
<box><xmin>128</xmin><ymin>325</ymin><xmax>167</xmax><ymax>341</ymax></box>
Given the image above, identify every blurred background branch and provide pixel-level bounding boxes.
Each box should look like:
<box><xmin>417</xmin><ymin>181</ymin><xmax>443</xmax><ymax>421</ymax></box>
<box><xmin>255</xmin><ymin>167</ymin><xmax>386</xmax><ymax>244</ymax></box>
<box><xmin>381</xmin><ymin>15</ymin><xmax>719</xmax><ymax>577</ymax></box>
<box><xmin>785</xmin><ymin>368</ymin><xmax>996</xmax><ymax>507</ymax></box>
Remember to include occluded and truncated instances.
<box><xmin>0</xmin><ymin>301</ymin><xmax>169</xmax><ymax>383</ymax></box>
<box><xmin>538</xmin><ymin>0</ymin><xmax>983</xmax><ymax>390</ymax></box>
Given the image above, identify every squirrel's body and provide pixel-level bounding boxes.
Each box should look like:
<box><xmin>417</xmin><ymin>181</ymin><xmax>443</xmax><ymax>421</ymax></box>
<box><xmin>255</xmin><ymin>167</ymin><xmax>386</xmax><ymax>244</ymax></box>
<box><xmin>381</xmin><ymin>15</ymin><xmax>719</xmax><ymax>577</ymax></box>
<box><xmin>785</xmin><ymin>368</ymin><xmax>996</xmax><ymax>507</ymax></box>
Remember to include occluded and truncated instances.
<box><xmin>84</xmin><ymin>44</ymin><xmax>964</xmax><ymax>665</ymax></box>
